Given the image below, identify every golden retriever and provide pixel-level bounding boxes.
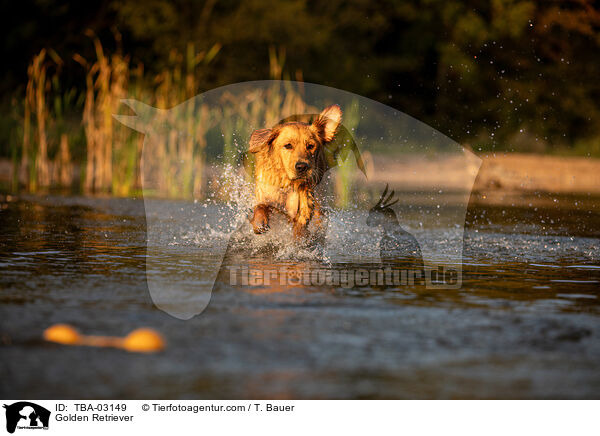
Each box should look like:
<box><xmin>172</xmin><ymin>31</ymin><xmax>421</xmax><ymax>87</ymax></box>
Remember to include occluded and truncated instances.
<box><xmin>248</xmin><ymin>105</ymin><xmax>342</xmax><ymax>239</ymax></box>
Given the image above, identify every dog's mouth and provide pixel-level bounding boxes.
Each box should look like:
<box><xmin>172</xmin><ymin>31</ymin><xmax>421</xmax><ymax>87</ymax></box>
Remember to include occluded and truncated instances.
<box><xmin>291</xmin><ymin>169</ymin><xmax>312</xmax><ymax>180</ymax></box>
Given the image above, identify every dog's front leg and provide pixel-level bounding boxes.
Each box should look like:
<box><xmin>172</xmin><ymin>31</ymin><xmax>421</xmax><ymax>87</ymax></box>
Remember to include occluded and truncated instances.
<box><xmin>292</xmin><ymin>217</ymin><xmax>309</xmax><ymax>239</ymax></box>
<box><xmin>292</xmin><ymin>190</ymin><xmax>314</xmax><ymax>239</ymax></box>
<box><xmin>312</xmin><ymin>199</ymin><xmax>325</xmax><ymax>230</ymax></box>
<box><xmin>312</xmin><ymin>200</ymin><xmax>329</xmax><ymax>238</ymax></box>
<box><xmin>250</xmin><ymin>204</ymin><xmax>271</xmax><ymax>234</ymax></box>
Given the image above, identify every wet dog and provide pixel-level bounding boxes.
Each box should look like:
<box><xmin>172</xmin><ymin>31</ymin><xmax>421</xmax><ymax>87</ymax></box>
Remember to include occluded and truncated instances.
<box><xmin>248</xmin><ymin>105</ymin><xmax>342</xmax><ymax>239</ymax></box>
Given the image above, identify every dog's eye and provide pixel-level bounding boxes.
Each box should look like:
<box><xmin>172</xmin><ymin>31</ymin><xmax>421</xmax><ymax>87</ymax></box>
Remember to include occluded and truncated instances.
<box><xmin>306</xmin><ymin>143</ymin><xmax>315</xmax><ymax>150</ymax></box>
<box><xmin>284</xmin><ymin>143</ymin><xmax>293</xmax><ymax>150</ymax></box>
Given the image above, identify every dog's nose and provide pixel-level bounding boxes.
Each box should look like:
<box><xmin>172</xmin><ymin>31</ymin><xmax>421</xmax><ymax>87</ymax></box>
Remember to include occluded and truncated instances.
<box><xmin>295</xmin><ymin>162</ymin><xmax>309</xmax><ymax>173</ymax></box>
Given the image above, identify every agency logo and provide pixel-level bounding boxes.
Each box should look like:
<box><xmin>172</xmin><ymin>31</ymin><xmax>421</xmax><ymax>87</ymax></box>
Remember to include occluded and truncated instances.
<box><xmin>115</xmin><ymin>81</ymin><xmax>481</xmax><ymax>319</ymax></box>
<box><xmin>3</xmin><ymin>402</ymin><xmax>50</xmax><ymax>433</ymax></box>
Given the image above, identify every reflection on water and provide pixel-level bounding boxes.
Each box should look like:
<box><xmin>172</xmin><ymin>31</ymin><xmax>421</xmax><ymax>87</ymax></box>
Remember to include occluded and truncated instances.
<box><xmin>1</xmin><ymin>193</ymin><xmax>599</xmax><ymax>398</ymax></box>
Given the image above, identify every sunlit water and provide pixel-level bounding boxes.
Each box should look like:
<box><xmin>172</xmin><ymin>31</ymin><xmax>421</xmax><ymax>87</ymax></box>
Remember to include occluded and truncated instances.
<box><xmin>1</xmin><ymin>192</ymin><xmax>599</xmax><ymax>398</ymax></box>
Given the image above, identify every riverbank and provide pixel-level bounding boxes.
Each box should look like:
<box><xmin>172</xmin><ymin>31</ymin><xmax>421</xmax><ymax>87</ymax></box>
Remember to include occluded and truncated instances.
<box><xmin>367</xmin><ymin>152</ymin><xmax>600</xmax><ymax>195</ymax></box>
<box><xmin>2</xmin><ymin>152</ymin><xmax>600</xmax><ymax>199</ymax></box>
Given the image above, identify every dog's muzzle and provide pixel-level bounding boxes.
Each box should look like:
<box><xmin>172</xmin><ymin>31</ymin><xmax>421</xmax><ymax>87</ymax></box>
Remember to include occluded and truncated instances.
<box><xmin>295</xmin><ymin>161</ymin><xmax>309</xmax><ymax>173</ymax></box>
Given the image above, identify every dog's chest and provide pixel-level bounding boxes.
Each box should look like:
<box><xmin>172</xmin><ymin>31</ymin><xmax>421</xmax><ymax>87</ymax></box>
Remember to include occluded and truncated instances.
<box><xmin>255</xmin><ymin>168</ymin><xmax>304</xmax><ymax>218</ymax></box>
<box><xmin>284</xmin><ymin>191</ymin><xmax>300</xmax><ymax>218</ymax></box>
<box><xmin>255</xmin><ymin>182</ymin><xmax>301</xmax><ymax>219</ymax></box>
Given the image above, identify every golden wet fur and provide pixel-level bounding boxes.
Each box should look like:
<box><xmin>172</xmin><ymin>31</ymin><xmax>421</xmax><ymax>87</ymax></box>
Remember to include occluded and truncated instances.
<box><xmin>248</xmin><ymin>105</ymin><xmax>342</xmax><ymax>238</ymax></box>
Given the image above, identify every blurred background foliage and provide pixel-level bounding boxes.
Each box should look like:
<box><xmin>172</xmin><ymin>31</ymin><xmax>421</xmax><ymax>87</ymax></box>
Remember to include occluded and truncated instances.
<box><xmin>1</xmin><ymin>0</ymin><xmax>600</xmax><ymax>195</ymax></box>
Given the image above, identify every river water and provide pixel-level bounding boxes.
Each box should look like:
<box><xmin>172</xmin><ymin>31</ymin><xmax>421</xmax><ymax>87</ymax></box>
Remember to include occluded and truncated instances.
<box><xmin>1</xmin><ymin>192</ymin><xmax>599</xmax><ymax>398</ymax></box>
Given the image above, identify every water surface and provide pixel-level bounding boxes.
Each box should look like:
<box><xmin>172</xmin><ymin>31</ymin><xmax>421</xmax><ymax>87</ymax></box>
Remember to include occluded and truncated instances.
<box><xmin>1</xmin><ymin>192</ymin><xmax>599</xmax><ymax>398</ymax></box>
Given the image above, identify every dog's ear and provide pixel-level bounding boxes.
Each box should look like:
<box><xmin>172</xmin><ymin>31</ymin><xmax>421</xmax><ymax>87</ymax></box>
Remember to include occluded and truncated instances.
<box><xmin>312</xmin><ymin>105</ymin><xmax>342</xmax><ymax>143</ymax></box>
<box><xmin>249</xmin><ymin>128</ymin><xmax>276</xmax><ymax>153</ymax></box>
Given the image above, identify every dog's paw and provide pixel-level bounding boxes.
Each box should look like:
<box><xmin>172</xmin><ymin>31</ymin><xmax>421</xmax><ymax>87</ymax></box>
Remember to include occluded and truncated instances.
<box><xmin>250</xmin><ymin>207</ymin><xmax>270</xmax><ymax>234</ymax></box>
<box><xmin>292</xmin><ymin>224</ymin><xmax>309</xmax><ymax>240</ymax></box>
<box><xmin>252</xmin><ymin>222</ymin><xmax>270</xmax><ymax>234</ymax></box>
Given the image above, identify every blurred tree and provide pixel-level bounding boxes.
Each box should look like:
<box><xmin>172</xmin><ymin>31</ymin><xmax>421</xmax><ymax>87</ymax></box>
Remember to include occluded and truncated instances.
<box><xmin>2</xmin><ymin>0</ymin><xmax>600</xmax><ymax>155</ymax></box>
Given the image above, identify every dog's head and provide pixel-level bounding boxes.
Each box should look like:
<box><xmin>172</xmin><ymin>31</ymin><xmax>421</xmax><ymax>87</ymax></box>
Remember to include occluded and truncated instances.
<box><xmin>248</xmin><ymin>105</ymin><xmax>342</xmax><ymax>182</ymax></box>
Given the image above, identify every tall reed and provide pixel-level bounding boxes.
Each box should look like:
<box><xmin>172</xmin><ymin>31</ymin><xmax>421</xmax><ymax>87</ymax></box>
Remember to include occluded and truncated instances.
<box><xmin>74</xmin><ymin>31</ymin><xmax>130</xmax><ymax>193</ymax></box>
<box><xmin>22</xmin><ymin>49</ymin><xmax>63</xmax><ymax>191</ymax></box>
<box><xmin>15</xmin><ymin>37</ymin><xmax>322</xmax><ymax>200</ymax></box>
<box><xmin>23</xmin><ymin>50</ymin><xmax>50</xmax><ymax>191</ymax></box>
<box><xmin>335</xmin><ymin>98</ymin><xmax>360</xmax><ymax>209</ymax></box>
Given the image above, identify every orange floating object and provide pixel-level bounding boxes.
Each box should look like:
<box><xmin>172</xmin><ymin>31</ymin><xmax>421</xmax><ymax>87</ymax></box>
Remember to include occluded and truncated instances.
<box><xmin>43</xmin><ymin>324</ymin><xmax>81</xmax><ymax>345</ymax></box>
<box><xmin>43</xmin><ymin>324</ymin><xmax>165</xmax><ymax>353</ymax></box>
<box><xmin>122</xmin><ymin>328</ymin><xmax>165</xmax><ymax>353</ymax></box>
